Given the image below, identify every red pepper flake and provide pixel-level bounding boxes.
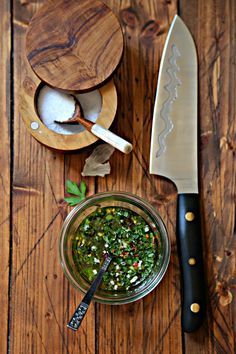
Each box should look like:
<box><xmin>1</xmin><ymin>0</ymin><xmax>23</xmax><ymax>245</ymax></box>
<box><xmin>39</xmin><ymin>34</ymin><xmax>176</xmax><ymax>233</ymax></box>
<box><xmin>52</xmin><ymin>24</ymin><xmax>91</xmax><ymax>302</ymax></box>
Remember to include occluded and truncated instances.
<box><xmin>146</xmin><ymin>234</ymin><xmax>150</xmax><ymax>238</ymax></box>
<box><xmin>133</xmin><ymin>262</ymin><xmax>138</xmax><ymax>268</ymax></box>
<box><xmin>121</xmin><ymin>251</ymin><xmax>129</xmax><ymax>258</ymax></box>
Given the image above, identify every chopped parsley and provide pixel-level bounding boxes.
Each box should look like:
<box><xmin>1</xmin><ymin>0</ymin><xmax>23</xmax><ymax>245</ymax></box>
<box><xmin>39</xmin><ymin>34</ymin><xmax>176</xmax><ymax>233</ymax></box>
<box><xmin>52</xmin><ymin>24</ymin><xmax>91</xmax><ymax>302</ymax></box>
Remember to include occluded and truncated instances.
<box><xmin>72</xmin><ymin>207</ymin><xmax>161</xmax><ymax>291</ymax></box>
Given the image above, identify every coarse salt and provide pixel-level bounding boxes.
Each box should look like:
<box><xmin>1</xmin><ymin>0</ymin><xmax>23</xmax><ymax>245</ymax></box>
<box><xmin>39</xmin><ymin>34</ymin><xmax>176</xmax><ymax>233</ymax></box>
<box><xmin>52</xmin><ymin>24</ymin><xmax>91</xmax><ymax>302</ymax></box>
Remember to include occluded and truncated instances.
<box><xmin>37</xmin><ymin>85</ymin><xmax>102</xmax><ymax>135</ymax></box>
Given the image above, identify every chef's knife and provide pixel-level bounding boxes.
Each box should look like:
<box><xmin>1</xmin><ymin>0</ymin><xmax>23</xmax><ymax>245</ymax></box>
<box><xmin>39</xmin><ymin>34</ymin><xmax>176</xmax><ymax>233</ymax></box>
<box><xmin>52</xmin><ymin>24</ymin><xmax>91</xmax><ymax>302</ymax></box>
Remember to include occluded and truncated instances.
<box><xmin>150</xmin><ymin>15</ymin><xmax>205</xmax><ymax>332</ymax></box>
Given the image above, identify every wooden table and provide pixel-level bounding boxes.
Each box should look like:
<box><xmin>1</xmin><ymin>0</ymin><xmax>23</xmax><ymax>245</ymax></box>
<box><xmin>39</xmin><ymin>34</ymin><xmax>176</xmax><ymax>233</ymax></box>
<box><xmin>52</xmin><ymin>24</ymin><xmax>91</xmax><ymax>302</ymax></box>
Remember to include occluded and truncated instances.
<box><xmin>1</xmin><ymin>1</ymin><xmax>235</xmax><ymax>353</ymax></box>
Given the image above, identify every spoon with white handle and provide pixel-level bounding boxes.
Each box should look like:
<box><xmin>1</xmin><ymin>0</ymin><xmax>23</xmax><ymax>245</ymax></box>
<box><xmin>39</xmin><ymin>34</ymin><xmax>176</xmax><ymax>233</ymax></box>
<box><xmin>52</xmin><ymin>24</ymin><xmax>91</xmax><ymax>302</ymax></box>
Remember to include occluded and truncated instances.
<box><xmin>55</xmin><ymin>97</ymin><xmax>132</xmax><ymax>154</ymax></box>
<box><xmin>67</xmin><ymin>254</ymin><xmax>112</xmax><ymax>331</ymax></box>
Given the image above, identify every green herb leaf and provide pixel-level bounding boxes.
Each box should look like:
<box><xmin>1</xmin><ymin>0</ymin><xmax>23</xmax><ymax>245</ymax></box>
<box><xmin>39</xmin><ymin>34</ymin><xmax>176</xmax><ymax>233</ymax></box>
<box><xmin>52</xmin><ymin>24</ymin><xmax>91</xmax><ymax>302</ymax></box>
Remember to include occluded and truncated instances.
<box><xmin>80</xmin><ymin>180</ymin><xmax>87</xmax><ymax>196</ymax></box>
<box><xmin>64</xmin><ymin>196</ymin><xmax>86</xmax><ymax>206</ymax></box>
<box><xmin>66</xmin><ymin>180</ymin><xmax>81</xmax><ymax>196</ymax></box>
<box><xmin>64</xmin><ymin>180</ymin><xmax>87</xmax><ymax>206</ymax></box>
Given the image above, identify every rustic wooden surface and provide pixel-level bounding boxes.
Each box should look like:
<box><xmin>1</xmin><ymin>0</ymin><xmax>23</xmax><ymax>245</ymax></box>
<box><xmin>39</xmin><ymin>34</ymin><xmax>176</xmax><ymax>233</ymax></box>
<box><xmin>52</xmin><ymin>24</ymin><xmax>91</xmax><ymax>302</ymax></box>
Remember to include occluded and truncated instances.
<box><xmin>0</xmin><ymin>1</ymin><xmax>11</xmax><ymax>354</ymax></box>
<box><xmin>25</xmin><ymin>0</ymin><xmax>124</xmax><ymax>91</ymax></box>
<box><xmin>0</xmin><ymin>0</ymin><xmax>235</xmax><ymax>353</ymax></box>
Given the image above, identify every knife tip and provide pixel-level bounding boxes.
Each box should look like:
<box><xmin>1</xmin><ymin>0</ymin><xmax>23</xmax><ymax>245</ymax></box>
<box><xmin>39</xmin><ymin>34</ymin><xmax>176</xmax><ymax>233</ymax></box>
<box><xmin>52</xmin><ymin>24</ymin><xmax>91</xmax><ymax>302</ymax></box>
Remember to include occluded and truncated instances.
<box><xmin>172</xmin><ymin>14</ymin><xmax>182</xmax><ymax>26</ymax></box>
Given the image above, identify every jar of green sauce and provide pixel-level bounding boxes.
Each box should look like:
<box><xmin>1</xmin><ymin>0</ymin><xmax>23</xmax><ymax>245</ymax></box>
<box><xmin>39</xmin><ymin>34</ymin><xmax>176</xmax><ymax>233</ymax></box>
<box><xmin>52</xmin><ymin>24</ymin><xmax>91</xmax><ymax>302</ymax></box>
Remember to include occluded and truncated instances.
<box><xmin>59</xmin><ymin>192</ymin><xmax>170</xmax><ymax>305</ymax></box>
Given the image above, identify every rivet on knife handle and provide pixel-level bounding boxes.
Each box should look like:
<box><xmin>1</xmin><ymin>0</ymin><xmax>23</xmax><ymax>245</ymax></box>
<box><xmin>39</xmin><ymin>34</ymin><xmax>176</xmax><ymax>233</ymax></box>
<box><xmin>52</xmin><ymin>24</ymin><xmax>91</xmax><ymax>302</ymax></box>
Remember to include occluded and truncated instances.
<box><xmin>177</xmin><ymin>193</ymin><xmax>206</xmax><ymax>332</ymax></box>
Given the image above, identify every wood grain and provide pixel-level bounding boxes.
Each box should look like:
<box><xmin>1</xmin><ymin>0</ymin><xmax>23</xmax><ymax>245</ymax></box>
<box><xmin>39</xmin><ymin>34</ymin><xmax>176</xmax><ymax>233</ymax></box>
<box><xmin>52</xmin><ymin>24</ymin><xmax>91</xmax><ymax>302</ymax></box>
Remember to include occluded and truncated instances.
<box><xmin>0</xmin><ymin>1</ymin><xmax>11</xmax><ymax>354</ymax></box>
<box><xmin>180</xmin><ymin>0</ymin><xmax>236</xmax><ymax>353</ymax></box>
<box><xmin>11</xmin><ymin>1</ymin><xmax>95</xmax><ymax>352</ymax></box>
<box><xmin>1</xmin><ymin>0</ymin><xmax>235</xmax><ymax>353</ymax></box>
<box><xmin>25</xmin><ymin>0</ymin><xmax>124</xmax><ymax>91</ymax></box>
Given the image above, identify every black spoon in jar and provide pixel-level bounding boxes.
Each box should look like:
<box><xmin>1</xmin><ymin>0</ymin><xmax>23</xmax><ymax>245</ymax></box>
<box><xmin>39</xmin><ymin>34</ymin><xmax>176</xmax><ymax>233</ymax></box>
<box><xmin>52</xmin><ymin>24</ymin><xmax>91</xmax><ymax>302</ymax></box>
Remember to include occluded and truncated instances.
<box><xmin>67</xmin><ymin>254</ymin><xmax>112</xmax><ymax>331</ymax></box>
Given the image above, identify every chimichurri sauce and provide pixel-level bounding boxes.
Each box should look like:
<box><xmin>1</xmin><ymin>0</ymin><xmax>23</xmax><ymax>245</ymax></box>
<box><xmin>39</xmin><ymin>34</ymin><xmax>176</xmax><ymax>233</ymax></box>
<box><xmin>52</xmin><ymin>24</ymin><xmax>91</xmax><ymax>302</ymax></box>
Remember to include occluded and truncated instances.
<box><xmin>72</xmin><ymin>207</ymin><xmax>161</xmax><ymax>291</ymax></box>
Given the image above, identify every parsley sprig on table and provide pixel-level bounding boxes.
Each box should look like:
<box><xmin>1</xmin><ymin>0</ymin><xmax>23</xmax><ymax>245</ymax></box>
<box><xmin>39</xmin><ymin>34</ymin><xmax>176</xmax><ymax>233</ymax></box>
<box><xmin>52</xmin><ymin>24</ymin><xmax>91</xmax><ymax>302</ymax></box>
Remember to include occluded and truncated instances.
<box><xmin>64</xmin><ymin>180</ymin><xmax>87</xmax><ymax>206</ymax></box>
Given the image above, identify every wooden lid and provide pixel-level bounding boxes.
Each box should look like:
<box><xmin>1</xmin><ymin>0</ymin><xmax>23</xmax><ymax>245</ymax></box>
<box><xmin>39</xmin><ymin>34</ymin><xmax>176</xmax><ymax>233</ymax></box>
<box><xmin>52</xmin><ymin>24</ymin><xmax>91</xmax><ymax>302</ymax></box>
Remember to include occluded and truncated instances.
<box><xmin>25</xmin><ymin>0</ymin><xmax>123</xmax><ymax>91</ymax></box>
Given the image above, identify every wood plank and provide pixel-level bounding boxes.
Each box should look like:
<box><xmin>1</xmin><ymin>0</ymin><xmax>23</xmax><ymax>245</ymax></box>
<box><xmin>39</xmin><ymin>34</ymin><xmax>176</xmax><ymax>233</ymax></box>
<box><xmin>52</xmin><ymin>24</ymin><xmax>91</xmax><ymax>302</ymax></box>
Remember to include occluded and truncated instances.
<box><xmin>97</xmin><ymin>1</ymin><xmax>182</xmax><ymax>353</ymax></box>
<box><xmin>0</xmin><ymin>1</ymin><xmax>11</xmax><ymax>354</ymax></box>
<box><xmin>180</xmin><ymin>0</ymin><xmax>236</xmax><ymax>353</ymax></box>
<box><xmin>10</xmin><ymin>1</ymin><xmax>96</xmax><ymax>353</ymax></box>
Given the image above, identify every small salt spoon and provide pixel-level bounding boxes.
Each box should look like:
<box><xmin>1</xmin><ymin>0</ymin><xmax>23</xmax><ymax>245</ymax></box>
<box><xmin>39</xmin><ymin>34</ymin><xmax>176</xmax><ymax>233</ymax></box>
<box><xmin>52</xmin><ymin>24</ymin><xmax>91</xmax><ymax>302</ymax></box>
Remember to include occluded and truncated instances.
<box><xmin>55</xmin><ymin>97</ymin><xmax>132</xmax><ymax>154</ymax></box>
<box><xmin>67</xmin><ymin>254</ymin><xmax>112</xmax><ymax>331</ymax></box>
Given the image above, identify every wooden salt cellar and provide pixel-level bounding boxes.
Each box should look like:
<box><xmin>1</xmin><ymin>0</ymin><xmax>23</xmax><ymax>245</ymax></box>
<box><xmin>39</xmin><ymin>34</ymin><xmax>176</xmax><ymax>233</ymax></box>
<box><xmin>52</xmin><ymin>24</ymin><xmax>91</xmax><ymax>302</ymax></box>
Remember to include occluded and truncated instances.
<box><xmin>20</xmin><ymin>0</ymin><xmax>124</xmax><ymax>151</ymax></box>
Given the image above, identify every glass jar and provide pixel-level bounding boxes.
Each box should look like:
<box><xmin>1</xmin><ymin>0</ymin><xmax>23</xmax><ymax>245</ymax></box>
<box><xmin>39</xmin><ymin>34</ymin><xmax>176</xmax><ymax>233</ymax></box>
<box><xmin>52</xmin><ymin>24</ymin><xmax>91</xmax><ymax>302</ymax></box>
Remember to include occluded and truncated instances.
<box><xmin>59</xmin><ymin>192</ymin><xmax>170</xmax><ymax>304</ymax></box>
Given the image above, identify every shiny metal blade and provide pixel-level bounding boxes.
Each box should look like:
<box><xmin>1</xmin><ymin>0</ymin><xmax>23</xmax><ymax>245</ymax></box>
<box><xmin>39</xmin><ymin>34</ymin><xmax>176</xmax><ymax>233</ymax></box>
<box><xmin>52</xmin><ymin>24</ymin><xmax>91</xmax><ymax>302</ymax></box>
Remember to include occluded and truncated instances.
<box><xmin>150</xmin><ymin>15</ymin><xmax>198</xmax><ymax>193</ymax></box>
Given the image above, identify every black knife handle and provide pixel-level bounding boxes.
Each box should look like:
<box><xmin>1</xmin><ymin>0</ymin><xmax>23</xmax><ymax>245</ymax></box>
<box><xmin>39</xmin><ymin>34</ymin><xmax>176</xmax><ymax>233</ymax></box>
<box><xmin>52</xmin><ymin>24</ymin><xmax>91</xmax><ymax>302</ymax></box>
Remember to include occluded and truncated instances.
<box><xmin>177</xmin><ymin>193</ymin><xmax>205</xmax><ymax>332</ymax></box>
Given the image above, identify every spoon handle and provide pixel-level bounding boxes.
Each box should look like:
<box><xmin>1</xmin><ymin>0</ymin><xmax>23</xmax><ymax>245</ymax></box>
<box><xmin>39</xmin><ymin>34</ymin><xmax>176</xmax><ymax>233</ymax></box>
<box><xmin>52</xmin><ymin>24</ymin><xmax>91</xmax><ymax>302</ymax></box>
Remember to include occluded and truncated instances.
<box><xmin>91</xmin><ymin>124</ymin><xmax>133</xmax><ymax>154</ymax></box>
<box><xmin>67</xmin><ymin>255</ymin><xmax>112</xmax><ymax>331</ymax></box>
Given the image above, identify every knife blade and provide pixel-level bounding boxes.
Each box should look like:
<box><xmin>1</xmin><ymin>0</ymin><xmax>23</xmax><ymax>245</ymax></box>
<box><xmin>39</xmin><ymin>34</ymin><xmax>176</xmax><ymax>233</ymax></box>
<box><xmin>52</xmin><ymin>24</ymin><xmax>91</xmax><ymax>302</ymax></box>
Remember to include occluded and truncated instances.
<box><xmin>150</xmin><ymin>15</ymin><xmax>205</xmax><ymax>332</ymax></box>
